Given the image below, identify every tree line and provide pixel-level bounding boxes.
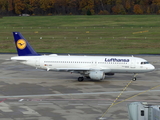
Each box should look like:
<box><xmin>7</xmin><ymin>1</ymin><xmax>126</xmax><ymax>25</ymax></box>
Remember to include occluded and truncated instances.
<box><xmin>0</xmin><ymin>0</ymin><xmax>160</xmax><ymax>15</ymax></box>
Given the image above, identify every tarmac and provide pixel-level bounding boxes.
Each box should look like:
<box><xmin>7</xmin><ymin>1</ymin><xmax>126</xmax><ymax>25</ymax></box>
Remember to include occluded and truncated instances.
<box><xmin>0</xmin><ymin>54</ymin><xmax>160</xmax><ymax>120</ymax></box>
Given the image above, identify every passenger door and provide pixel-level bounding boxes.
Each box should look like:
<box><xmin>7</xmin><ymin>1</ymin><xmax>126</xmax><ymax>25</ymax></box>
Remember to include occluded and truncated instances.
<box><xmin>130</xmin><ymin>59</ymin><xmax>136</xmax><ymax>69</ymax></box>
<box><xmin>35</xmin><ymin>58</ymin><xmax>40</xmax><ymax>68</ymax></box>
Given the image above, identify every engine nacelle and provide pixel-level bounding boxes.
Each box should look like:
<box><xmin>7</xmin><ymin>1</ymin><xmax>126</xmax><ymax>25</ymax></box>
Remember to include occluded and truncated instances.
<box><xmin>89</xmin><ymin>71</ymin><xmax>105</xmax><ymax>80</ymax></box>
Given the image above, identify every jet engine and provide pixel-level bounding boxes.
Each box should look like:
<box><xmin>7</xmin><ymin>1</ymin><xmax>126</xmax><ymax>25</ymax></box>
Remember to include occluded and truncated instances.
<box><xmin>89</xmin><ymin>71</ymin><xmax>105</xmax><ymax>80</ymax></box>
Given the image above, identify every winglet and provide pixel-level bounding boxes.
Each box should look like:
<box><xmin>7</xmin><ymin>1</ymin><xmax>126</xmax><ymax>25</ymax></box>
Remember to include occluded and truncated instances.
<box><xmin>13</xmin><ymin>32</ymin><xmax>40</xmax><ymax>56</ymax></box>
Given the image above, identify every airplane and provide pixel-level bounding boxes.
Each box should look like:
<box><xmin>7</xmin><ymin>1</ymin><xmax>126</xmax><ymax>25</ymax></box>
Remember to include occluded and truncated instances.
<box><xmin>11</xmin><ymin>32</ymin><xmax>155</xmax><ymax>82</ymax></box>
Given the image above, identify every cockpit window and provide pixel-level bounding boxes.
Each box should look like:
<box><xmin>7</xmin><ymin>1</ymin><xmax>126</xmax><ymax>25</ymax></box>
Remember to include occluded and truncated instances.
<box><xmin>141</xmin><ymin>62</ymin><xmax>149</xmax><ymax>64</ymax></box>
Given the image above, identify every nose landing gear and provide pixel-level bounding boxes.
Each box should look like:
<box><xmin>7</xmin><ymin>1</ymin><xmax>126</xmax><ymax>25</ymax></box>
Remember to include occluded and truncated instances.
<box><xmin>132</xmin><ymin>77</ymin><xmax>137</xmax><ymax>81</ymax></box>
<box><xmin>132</xmin><ymin>73</ymin><xmax>137</xmax><ymax>81</ymax></box>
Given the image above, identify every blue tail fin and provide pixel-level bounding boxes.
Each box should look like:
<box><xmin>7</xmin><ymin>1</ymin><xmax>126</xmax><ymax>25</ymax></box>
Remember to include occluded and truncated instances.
<box><xmin>13</xmin><ymin>32</ymin><xmax>40</xmax><ymax>56</ymax></box>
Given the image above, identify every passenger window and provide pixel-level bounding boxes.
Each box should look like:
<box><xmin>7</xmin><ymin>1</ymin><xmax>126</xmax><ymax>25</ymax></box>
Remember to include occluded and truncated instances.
<box><xmin>141</xmin><ymin>110</ymin><xmax>144</xmax><ymax>116</ymax></box>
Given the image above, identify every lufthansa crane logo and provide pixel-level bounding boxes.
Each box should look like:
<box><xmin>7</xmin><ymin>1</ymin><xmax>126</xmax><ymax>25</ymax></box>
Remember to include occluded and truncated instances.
<box><xmin>17</xmin><ymin>39</ymin><xmax>26</xmax><ymax>49</ymax></box>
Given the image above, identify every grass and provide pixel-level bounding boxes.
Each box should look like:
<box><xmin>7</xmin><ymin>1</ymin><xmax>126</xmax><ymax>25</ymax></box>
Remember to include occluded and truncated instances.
<box><xmin>0</xmin><ymin>15</ymin><xmax>160</xmax><ymax>54</ymax></box>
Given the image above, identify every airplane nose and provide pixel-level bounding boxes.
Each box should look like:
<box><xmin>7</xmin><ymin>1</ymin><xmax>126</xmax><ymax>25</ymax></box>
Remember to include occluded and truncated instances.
<box><xmin>145</xmin><ymin>65</ymin><xmax>155</xmax><ymax>72</ymax></box>
<box><xmin>150</xmin><ymin>65</ymin><xmax>155</xmax><ymax>71</ymax></box>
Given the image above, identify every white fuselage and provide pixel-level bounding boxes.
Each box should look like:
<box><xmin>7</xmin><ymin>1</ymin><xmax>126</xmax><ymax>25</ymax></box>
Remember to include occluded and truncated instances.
<box><xmin>11</xmin><ymin>32</ymin><xmax>155</xmax><ymax>81</ymax></box>
<box><xmin>11</xmin><ymin>55</ymin><xmax>155</xmax><ymax>73</ymax></box>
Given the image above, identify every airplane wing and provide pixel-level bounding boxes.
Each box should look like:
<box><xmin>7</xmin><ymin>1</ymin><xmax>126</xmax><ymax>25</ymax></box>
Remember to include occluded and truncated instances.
<box><xmin>47</xmin><ymin>67</ymin><xmax>111</xmax><ymax>72</ymax></box>
<box><xmin>49</xmin><ymin>68</ymin><xmax>90</xmax><ymax>72</ymax></box>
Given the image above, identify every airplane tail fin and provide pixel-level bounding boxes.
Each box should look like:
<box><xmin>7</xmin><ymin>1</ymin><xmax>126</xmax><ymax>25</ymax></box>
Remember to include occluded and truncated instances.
<box><xmin>13</xmin><ymin>32</ymin><xmax>40</xmax><ymax>56</ymax></box>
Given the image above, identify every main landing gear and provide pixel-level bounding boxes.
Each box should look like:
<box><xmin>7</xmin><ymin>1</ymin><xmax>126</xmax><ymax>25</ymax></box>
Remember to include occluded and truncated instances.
<box><xmin>132</xmin><ymin>73</ymin><xmax>137</xmax><ymax>81</ymax></box>
<box><xmin>78</xmin><ymin>77</ymin><xmax>84</xmax><ymax>82</ymax></box>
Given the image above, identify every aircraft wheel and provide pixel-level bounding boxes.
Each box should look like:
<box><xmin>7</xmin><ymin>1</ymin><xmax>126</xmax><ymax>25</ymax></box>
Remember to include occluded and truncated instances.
<box><xmin>78</xmin><ymin>77</ymin><xmax>84</xmax><ymax>82</ymax></box>
<box><xmin>132</xmin><ymin>77</ymin><xmax>137</xmax><ymax>81</ymax></box>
